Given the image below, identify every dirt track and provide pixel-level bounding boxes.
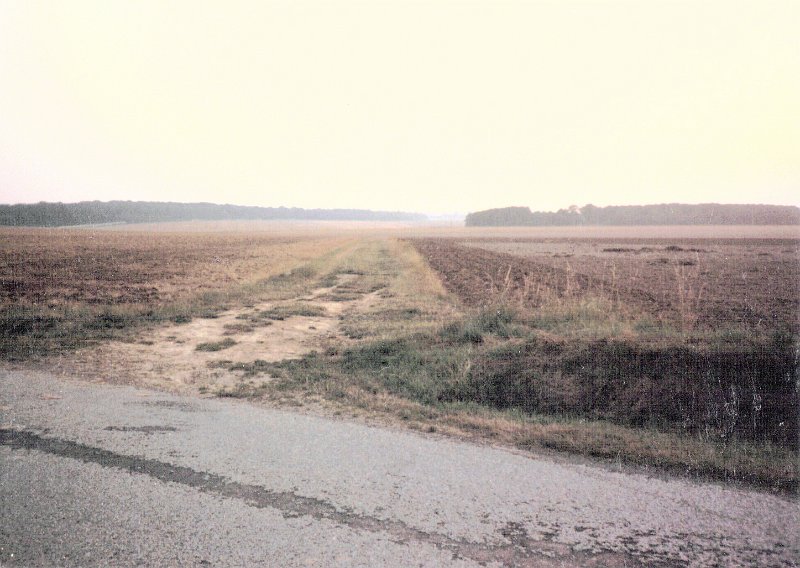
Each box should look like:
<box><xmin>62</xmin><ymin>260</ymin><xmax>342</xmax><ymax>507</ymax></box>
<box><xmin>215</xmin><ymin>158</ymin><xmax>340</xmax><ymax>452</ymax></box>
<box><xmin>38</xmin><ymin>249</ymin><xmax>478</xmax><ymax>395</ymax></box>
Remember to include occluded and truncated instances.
<box><xmin>35</xmin><ymin>274</ymin><xmax>376</xmax><ymax>394</ymax></box>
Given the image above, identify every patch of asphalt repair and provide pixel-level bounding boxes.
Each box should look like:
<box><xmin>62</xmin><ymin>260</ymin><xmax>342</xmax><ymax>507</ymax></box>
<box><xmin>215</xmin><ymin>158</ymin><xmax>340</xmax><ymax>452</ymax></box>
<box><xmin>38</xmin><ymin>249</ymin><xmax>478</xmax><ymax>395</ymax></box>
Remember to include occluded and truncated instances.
<box><xmin>0</xmin><ymin>428</ymin><xmax>639</xmax><ymax>567</ymax></box>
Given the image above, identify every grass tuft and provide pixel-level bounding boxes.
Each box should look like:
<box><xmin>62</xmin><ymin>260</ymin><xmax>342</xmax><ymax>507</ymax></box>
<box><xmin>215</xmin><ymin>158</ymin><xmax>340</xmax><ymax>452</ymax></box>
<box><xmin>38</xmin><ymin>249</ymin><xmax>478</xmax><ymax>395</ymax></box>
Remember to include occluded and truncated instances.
<box><xmin>440</xmin><ymin>307</ymin><xmax>518</xmax><ymax>344</ymax></box>
<box><xmin>195</xmin><ymin>338</ymin><xmax>236</xmax><ymax>352</ymax></box>
<box><xmin>259</xmin><ymin>303</ymin><xmax>327</xmax><ymax>321</ymax></box>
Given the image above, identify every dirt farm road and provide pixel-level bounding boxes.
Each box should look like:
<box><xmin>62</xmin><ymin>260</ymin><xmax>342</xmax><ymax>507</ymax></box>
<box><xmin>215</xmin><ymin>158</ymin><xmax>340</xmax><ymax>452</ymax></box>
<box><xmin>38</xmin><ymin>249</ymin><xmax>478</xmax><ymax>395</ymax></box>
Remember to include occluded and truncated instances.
<box><xmin>1</xmin><ymin>371</ymin><xmax>797</xmax><ymax>567</ymax></box>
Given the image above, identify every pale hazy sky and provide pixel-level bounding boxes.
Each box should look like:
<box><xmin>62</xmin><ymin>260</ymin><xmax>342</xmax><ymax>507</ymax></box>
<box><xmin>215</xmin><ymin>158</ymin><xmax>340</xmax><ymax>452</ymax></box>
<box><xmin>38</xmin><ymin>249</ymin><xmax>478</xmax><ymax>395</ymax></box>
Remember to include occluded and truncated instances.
<box><xmin>0</xmin><ymin>1</ymin><xmax>797</xmax><ymax>214</ymax></box>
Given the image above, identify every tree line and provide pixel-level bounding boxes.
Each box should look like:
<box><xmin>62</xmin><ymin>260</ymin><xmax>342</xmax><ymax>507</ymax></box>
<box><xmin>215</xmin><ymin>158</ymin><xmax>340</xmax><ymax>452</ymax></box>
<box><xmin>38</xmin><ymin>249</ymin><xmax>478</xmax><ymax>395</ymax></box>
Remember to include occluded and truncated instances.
<box><xmin>0</xmin><ymin>200</ymin><xmax>426</xmax><ymax>227</ymax></box>
<box><xmin>465</xmin><ymin>204</ymin><xmax>800</xmax><ymax>226</ymax></box>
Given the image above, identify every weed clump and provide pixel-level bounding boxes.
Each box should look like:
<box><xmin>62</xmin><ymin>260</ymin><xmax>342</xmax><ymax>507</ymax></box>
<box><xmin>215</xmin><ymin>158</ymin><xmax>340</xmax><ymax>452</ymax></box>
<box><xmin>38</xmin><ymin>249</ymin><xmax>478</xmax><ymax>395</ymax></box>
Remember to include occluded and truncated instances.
<box><xmin>216</xmin><ymin>380</ymin><xmax>272</xmax><ymax>398</ymax></box>
<box><xmin>440</xmin><ymin>307</ymin><xmax>517</xmax><ymax>344</ymax></box>
<box><xmin>259</xmin><ymin>303</ymin><xmax>327</xmax><ymax>320</ymax></box>
<box><xmin>222</xmin><ymin>322</ymin><xmax>257</xmax><ymax>335</ymax></box>
<box><xmin>195</xmin><ymin>338</ymin><xmax>236</xmax><ymax>352</ymax></box>
<box><xmin>227</xmin><ymin>359</ymin><xmax>275</xmax><ymax>377</ymax></box>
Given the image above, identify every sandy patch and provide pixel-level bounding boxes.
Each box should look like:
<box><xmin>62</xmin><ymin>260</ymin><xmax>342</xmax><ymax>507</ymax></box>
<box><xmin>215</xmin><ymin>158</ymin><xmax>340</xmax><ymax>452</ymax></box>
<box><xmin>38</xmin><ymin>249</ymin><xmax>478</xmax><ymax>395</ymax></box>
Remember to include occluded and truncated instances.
<box><xmin>42</xmin><ymin>274</ymin><xmax>376</xmax><ymax>394</ymax></box>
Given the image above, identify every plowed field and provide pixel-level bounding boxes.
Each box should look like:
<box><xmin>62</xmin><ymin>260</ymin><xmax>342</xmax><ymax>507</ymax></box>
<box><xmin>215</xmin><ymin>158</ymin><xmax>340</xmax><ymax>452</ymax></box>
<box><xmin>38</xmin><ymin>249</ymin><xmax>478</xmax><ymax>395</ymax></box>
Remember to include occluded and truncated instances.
<box><xmin>411</xmin><ymin>238</ymin><xmax>799</xmax><ymax>334</ymax></box>
<box><xmin>1</xmin><ymin>228</ymin><xmax>342</xmax><ymax>308</ymax></box>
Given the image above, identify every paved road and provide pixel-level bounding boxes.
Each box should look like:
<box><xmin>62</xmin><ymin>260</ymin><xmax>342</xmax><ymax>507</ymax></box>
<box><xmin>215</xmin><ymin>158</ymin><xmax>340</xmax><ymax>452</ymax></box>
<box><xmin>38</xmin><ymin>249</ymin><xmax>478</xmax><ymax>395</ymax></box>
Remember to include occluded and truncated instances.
<box><xmin>1</xmin><ymin>370</ymin><xmax>797</xmax><ymax>567</ymax></box>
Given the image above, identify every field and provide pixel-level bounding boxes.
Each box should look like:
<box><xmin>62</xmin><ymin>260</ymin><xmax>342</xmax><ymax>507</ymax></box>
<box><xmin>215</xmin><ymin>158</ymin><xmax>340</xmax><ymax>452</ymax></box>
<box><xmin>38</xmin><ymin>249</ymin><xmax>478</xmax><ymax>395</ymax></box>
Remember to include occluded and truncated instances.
<box><xmin>436</xmin><ymin>237</ymin><xmax>798</xmax><ymax>334</ymax></box>
<box><xmin>411</xmin><ymin>236</ymin><xmax>798</xmax><ymax>446</ymax></box>
<box><xmin>1</xmin><ymin>223</ymin><xmax>798</xmax><ymax>491</ymax></box>
<box><xmin>0</xmin><ymin>227</ymin><xmax>352</xmax><ymax>358</ymax></box>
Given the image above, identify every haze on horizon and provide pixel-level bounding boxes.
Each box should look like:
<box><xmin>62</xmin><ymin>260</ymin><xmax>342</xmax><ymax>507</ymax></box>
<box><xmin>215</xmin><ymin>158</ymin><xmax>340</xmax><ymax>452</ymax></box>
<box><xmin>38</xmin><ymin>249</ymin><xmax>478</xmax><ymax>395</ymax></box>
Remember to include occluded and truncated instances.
<box><xmin>1</xmin><ymin>1</ymin><xmax>797</xmax><ymax>215</ymax></box>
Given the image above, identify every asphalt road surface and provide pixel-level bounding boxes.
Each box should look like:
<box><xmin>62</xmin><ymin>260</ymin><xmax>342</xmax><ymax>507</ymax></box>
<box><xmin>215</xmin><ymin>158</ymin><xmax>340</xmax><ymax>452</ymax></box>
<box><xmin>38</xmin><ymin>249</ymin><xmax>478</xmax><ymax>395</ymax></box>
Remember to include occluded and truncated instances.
<box><xmin>1</xmin><ymin>370</ymin><xmax>797</xmax><ymax>567</ymax></box>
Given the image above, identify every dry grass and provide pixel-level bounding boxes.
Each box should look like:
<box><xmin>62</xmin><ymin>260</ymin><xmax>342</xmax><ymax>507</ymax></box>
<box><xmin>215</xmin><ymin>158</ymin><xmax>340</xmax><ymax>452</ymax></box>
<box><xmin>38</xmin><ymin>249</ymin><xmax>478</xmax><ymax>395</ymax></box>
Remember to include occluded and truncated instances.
<box><xmin>331</xmin><ymin>238</ymin><xmax>459</xmax><ymax>341</ymax></box>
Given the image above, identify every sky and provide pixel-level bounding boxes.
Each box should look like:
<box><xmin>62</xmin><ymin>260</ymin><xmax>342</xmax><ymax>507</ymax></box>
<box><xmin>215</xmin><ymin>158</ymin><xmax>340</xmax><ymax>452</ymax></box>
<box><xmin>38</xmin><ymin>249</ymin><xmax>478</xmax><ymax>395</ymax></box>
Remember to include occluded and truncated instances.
<box><xmin>0</xmin><ymin>1</ymin><xmax>797</xmax><ymax>215</ymax></box>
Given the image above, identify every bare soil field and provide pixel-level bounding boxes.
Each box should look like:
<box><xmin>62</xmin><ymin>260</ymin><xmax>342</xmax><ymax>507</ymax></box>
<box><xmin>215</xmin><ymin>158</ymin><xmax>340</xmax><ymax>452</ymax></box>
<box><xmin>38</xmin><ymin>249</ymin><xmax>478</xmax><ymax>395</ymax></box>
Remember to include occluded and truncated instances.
<box><xmin>1</xmin><ymin>227</ymin><xmax>348</xmax><ymax>307</ymax></box>
<box><xmin>412</xmin><ymin>237</ymin><xmax>799</xmax><ymax>334</ymax></box>
<box><xmin>0</xmin><ymin>227</ymin><xmax>351</xmax><ymax>358</ymax></box>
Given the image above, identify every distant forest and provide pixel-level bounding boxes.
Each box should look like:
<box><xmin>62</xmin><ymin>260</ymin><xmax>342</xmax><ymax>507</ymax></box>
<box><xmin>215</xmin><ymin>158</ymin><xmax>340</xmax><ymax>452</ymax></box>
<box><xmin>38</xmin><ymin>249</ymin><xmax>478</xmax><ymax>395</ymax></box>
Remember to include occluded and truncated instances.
<box><xmin>0</xmin><ymin>201</ymin><xmax>426</xmax><ymax>227</ymax></box>
<box><xmin>465</xmin><ymin>204</ymin><xmax>800</xmax><ymax>227</ymax></box>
